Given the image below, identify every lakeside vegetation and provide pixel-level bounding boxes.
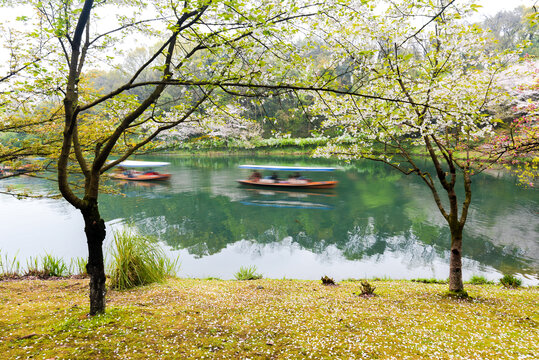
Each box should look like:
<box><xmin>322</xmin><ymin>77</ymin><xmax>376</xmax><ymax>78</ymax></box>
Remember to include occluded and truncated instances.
<box><xmin>1</xmin><ymin>278</ymin><xmax>537</xmax><ymax>359</ymax></box>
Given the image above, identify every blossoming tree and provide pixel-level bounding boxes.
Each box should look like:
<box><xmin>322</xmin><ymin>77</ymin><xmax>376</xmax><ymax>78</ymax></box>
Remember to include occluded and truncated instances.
<box><xmin>312</xmin><ymin>0</ymin><xmax>517</xmax><ymax>293</ymax></box>
<box><xmin>490</xmin><ymin>60</ymin><xmax>538</xmax><ymax>186</ymax></box>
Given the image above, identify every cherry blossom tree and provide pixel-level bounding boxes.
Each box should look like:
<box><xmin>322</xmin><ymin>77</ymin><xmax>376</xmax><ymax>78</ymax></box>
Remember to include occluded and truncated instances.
<box><xmin>312</xmin><ymin>0</ymin><xmax>517</xmax><ymax>294</ymax></box>
<box><xmin>489</xmin><ymin>60</ymin><xmax>538</xmax><ymax>187</ymax></box>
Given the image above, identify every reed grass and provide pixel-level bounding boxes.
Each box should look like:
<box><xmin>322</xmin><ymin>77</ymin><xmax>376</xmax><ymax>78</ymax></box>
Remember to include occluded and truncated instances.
<box><xmin>0</xmin><ymin>251</ymin><xmax>20</xmax><ymax>278</ymax></box>
<box><xmin>70</xmin><ymin>257</ymin><xmax>88</xmax><ymax>276</ymax></box>
<box><xmin>24</xmin><ymin>256</ymin><xmax>47</xmax><ymax>277</ymax></box>
<box><xmin>42</xmin><ymin>254</ymin><xmax>68</xmax><ymax>277</ymax></box>
<box><xmin>108</xmin><ymin>229</ymin><xmax>179</xmax><ymax>290</ymax></box>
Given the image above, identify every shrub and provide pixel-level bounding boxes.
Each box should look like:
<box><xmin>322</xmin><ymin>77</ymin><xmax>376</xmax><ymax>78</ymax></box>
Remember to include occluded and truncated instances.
<box><xmin>499</xmin><ymin>274</ymin><xmax>522</xmax><ymax>288</ymax></box>
<box><xmin>108</xmin><ymin>229</ymin><xmax>178</xmax><ymax>290</ymax></box>
<box><xmin>354</xmin><ymin>280</ymin><xmax>376</xmax><ymax>296</ymax></box>
<box><xmin>321</xmin><ymin>275</ymin><xmax>336</xmax><ymax>285</ymax></box>
<box><xmin>467</xmin><ymin>275</ymin><xmax>493</xmax><ymax>285</ymax></box>
<box><xmin>234</xmin><ymin>266</ymin><xmax>263</xmax><ymax>280</ymax></box>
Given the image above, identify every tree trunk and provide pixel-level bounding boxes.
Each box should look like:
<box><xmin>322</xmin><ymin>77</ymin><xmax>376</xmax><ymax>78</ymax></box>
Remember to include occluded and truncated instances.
<box><xmin>82</xmin><ymin>202</ymin><xmax>107</xmax><ymax>315</ymax></box>
<box><xmin>448</xmin><ymin>225</ymin><xmax>464</xmax><ymax>292</ymax></box>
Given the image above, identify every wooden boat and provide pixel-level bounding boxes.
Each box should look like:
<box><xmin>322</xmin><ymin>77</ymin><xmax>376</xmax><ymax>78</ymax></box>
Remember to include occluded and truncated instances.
<box><xmin>237</xmin><ymin>179</ymin><xmax>337</xmax><ymax>189</ymax></box>
<box><xmin>110</xmin><ymin>171</ymin><xmax>171</xmax><ymax>181</ymax></box>
<box><xmin>237</xmin><ymin>164</ymin><xmax>338</xmax><ymax>189</ymax></box>
<box><xmin>109</xmin><ymin>160</ymin><xmax>171</xmax><ymax>181</ymax></box>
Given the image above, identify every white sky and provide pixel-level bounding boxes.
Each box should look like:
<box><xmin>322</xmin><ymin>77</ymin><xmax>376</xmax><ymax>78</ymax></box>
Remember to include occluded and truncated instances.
<box><xmin>476</xmin><ymin>0</ymin><xmax>536</xmax><ymax>16</ymax></box>
<box><xmin>0</xmin><ymin>0</ymin><xmax>535</xmax><ymax>69</ymax></box>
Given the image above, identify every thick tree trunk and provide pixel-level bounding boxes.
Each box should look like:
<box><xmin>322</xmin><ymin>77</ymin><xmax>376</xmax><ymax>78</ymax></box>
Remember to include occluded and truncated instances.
<box><xmin>448</xmin><ymin>225</ymin><xmax>464</xmax><ymax>292</ymax></box>
<box><xmin>82</xmin><ymin>203</ymin><xmax>107</xmax><ymax>315</ymax></box>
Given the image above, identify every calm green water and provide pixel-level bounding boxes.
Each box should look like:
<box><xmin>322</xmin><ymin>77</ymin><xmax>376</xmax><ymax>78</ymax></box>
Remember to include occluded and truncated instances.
<box><xmin>1</xmin><ymin>155</ymin><xmax>538</xmax><ymax>283</ymax></box>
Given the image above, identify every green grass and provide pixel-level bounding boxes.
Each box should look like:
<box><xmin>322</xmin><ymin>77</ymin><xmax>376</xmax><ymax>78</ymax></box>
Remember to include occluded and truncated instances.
<box><xmin>467</xmin><ymin>275</ymin><xmax>494</xmax><ymax>285</ymax></box>
<box><xmin>42</xmin><ymin>254</ymin><xmax>68</xmax><ymax>277</ymax></box>
<box><xmin>70</xmin><ymin>257</ymin><xmax>88</xmax><ymax>276</ymax></box>
<box><xmin>1</xmin><ymin>253</ymin><xmax>75</xmax><ymax>279</ymax></box>
<box><xmin>234</xmin><ymin>265</ymin><xmax>263</xmax><ymax>280</ymax></box>
<box><xmin>411</xmin><ymin>277</ymin><xmax>448</xmax><ymax>284</ymax></box>
<box><xmin>108</xmin><ymin>229</ymin><xmax>179</xmax><ymax>290</ymax></box>
<box><xmin>0</xmin><ymin>251</ymin><xmax>21</xmax><ymax>278</ymax></box>
<box><xmin>0</xmin><ymin>279</ymin><xmax>537</xmax><ymax>359</ymax></box>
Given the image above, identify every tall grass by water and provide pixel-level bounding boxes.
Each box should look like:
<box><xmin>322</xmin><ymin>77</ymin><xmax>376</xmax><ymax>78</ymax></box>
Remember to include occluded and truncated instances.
<box><xmin>0</xmin><ymin>250</ymin><xmax>21</xmax><ymax>277</ymax></box>
<box><xmin>108</xmin><ymin>229</ymin><xmax>179</xmax><ymax>290</ymax></box>
<box><xmin>0</xmin><ymin>251</ymin><xmax>86</xmax><ymax>279</ymax></box>
<box><xmin>234</xmin><ymin>265</ymin><xmax>263</xmax><ymax>280</ymax></box>
<box><xmin>25</xmin><ymin>254</ymin><xmax>68</xmax><ymax>277</ymax></box>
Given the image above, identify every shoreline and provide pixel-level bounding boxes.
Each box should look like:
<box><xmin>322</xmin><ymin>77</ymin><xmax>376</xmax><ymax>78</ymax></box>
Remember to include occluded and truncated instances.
<box><xmin>2</xmin><ymin>274</ymin><xmax>538</xmax><ymax>287</ymax></box>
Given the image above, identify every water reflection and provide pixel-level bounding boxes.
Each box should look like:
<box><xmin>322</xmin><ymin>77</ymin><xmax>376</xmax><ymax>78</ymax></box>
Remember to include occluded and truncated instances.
<box><xmin>99</xmin><ymin>156</ymin><xmax>539</xmax><ymax>281</ymax></box>
<box><xmin>1</xmin><ymin>155</ymin><xmax>537</xmax><ymax>283</ymax></box>
<box><xmin>239</xmin><ymin>188</ymin><xmax>335</xmax><ymax>210</ymax></box>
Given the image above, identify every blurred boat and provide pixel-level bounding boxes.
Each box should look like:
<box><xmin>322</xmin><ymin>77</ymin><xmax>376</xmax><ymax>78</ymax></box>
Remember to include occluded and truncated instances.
<box><xmin>237</xmin><ymin>164</ymin><xmax>338</xmax><ymax>189</ymax></box>
<box><xmin>110</xmin><ymin>160</ymin><xmax>171</xmax><ymax>181</ymax></box>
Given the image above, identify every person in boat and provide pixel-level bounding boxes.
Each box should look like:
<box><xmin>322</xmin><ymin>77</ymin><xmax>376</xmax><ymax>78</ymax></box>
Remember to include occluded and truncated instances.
<box><xmin>287</xmin><ymin>172</ymin><xmax>308</xmax><ymax>184</ymax></box>
<box><xmin>249</xmin><ymin>171</ymin><xmax>262</xmax><ymax>182</ymax></box>
<box><xmin>124</xmin><ymin>170</ymin><xmax>137</xmax><ymax>178</ymax></box>
<box><xmin>270</xmin><ymin>172</ymin><xmax>279</xmax><ymax>182</ymax></box>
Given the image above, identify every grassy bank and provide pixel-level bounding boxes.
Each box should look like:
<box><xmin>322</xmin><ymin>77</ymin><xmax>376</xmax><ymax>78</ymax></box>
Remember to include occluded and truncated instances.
<box><xmin>1</xmin><ymin>279</ymin><xmax>537</xmax><ymax>359</ymax></box>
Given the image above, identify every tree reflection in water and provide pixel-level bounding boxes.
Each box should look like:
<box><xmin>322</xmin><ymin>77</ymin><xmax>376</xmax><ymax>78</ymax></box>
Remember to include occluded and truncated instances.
<box><xmin>97</xmin><ymin>156</ymin><xmax>538</xmax><ymax>280</ymax></box>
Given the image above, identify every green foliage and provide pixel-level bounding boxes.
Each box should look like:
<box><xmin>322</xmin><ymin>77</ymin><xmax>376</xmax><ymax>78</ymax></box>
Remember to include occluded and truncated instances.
<box><xmin>467</xmin><ymin>275</ymin><xmax>494</xmax><ymax>285</ymax></box>
<box><xmin>177</xmin><ymin>136</ymin><xmax>328</xmax><ymax>151</ymax></box>
<box><xmin>499</xmin><ymin>274</ymin><xmax>522</xmax><ymax>288</ymax></box>
<box><xmin>108</xmin><ymin>229</ymin><xmax>179</xmax><ymax>290</ymax></box>
<box><xmin>234</xmin><ymin>266</ymin><xmax>263</xmax><ymax>281</ymax></box>
<box><xmin>481</xmin><ymin>6</ymin><xmax>539</xmax><ymax>57</ymax></box>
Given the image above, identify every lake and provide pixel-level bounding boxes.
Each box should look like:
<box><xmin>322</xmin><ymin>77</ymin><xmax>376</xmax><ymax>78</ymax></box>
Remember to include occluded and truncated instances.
<box><xmin>1</xmin><ymin>155</ymin><xmax>538</xmax><ymax>284</ymax></box>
